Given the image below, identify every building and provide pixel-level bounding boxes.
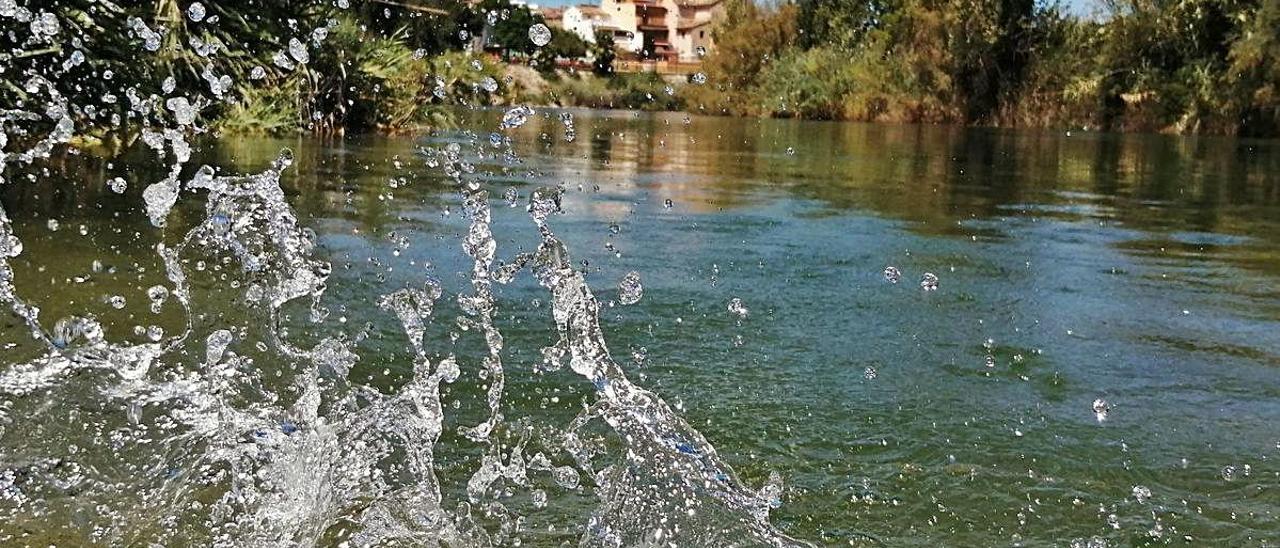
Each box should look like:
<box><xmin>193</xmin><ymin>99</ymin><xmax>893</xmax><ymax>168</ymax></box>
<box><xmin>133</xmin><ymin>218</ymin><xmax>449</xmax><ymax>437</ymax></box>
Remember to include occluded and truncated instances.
<box><xmin>563</xmin><ymin>5</ymin><xmax>625</xmax><ymax>44</ymax></box>
<box><xmin>670</xmin><ymin>0</ymin><xmax>719</xmax><ymax>61</ymax></box>
<box><xmin>539</xmin><ymin>6</ymin><xmax>565</xmax><ymax>28</ymax></box>
<box><xmin>598</xmin><ymin>0</ymin><xmax>723</xmax><ymax>61</ymax></box>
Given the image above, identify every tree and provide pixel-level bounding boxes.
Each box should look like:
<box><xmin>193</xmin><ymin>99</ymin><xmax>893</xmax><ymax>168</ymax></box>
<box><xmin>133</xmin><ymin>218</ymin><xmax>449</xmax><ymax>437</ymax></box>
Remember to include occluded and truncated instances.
<box><xmin>533</xmin><ymin>28</ymin><xmax>589</xmax><ymax>70</ymax></box>
<box><xmin>592</xmin><ymin>30</ymin><xmax>616</xmax><ymax>75</ymax></box>
<box><xmin>477</xmin><ymin>0</ymin><xmax>544</xmax><ymax>59</ymax></box>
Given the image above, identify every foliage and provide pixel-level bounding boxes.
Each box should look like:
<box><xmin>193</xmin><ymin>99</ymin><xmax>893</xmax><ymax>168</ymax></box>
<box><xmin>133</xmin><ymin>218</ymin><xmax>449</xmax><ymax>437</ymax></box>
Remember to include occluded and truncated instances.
<box><xmin>591</xmin><ymin>30</ymin><xmax>617</xmax><ymax>75</ymax></box>
<box><xmin>477</xmin><ymin>0</ymin><xmax>544</xmax><ymax>58</ymax></box>
<box><xmin>542</xmin><ymin>72</ymin><xmax>683</xmax><ymax>111</ymax></box>
<box><xmin>8</xmin><ymin>0</ymin><xmax>1279</xmax><ymax>137</ymax></box>
<box><xmin>682</xmin><ymin>0</ymin><xmax>798</xmax><ymax>114</ymax></box>
<box><xmin>532</xmin><ymin>28</ymin><xmax>590</xmax><ymax>71</ymax></box>
<box><xmin>696</xmin><ymin>0</ymin><xmax>1280</xmax><ymax>135</ymax></box>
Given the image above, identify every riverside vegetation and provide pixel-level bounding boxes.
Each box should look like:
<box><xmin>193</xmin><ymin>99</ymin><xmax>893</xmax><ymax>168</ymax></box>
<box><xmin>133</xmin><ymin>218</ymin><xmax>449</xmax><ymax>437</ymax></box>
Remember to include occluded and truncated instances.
<box><xmin>12</xmin><ymin>0</ymin><xmax>1280</xmax><ymax>140</ymax></box>
<box><xmin>688</xmin><ymin>0</ymin><xmax>1280</xmax><ymax>135</ymax></box>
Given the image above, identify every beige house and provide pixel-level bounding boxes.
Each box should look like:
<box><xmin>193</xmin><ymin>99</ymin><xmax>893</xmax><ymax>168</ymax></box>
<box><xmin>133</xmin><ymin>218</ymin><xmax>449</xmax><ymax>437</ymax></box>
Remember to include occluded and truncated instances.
<box><xmin>599</xmin><ymin>0</ymin><xmax>723</xmax><ymax>61</ymax></box>
<box><xmin>563</xmin><ymin>5</ymin><xmax>626</xmax><ymax>44</ymax></box>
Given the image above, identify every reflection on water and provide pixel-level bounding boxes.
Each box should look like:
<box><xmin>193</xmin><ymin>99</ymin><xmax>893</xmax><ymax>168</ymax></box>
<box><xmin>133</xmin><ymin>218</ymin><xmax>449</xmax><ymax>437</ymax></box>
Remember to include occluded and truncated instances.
<box><xmin>3</xmin><ymin>110</ymin><xmax>1279</xmax><ymax>545</ymax></box>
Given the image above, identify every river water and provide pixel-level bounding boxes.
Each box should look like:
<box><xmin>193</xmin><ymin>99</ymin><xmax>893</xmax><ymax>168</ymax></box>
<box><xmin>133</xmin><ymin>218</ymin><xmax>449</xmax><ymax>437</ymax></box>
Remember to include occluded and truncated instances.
<box><xmin>2</xmin><ymin>110</ymin><xmax>1278</xmax><ymax>545</ymax></box>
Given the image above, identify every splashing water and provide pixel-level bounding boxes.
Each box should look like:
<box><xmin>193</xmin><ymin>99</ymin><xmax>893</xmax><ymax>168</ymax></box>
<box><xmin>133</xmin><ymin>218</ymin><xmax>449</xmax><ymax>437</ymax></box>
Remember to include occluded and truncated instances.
<box><xmin>0</xmin><ymin>5</ymin><xmax>809</xmax><ymax>546</ymax></box>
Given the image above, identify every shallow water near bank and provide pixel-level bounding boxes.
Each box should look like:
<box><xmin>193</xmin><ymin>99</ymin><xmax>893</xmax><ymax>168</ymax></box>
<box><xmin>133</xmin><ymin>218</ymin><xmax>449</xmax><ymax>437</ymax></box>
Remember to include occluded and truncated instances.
<box><xmin>2</xmin><ymin>110</ymin><xmax>1279</xmax><ymax>545</ymax></box>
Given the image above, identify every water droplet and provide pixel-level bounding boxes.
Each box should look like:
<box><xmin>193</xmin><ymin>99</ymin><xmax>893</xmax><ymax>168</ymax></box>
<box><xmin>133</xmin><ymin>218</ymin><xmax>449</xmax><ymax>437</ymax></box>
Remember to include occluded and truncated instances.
<box><xmin>1092</xmin><ymin>398</ymin><xmax>1109</xmax><ymax>422</ymax></box>
<box><xmin>528</xmin><ymin>23</ymin><xmax>552</xmax><ymax>47</ymax></box>
<box><xmin>46</xmin><ymin>218</ymin><xmax>59</xmax><ymax>231</ymax></box>
<box><xmin>205</xmin><ymin>329</ymin><xmax>233</xmax><ymax>364</ymax></box>
<box><xmin>500</xmin><ymin>105</ymin><xmax>534</xmax><ymax>129</ymax></box>
<box><xmin>727</xmin><ymin>297</ymin><xmax>749</xmax><ymax>319</ymax></box>
<box><xmin>920</xmin><ymin>272</ymin><xmax>939</xmax><ymax>291</ymax></box>
<box><xmin>186</xmin><ymin>2</ymin><xmax>206</xmax><ymax>22</ymax></box>
<box><xmin>287</xmin><ymin>37</ymin><xmax>309</xmax><ymax>64</ymax></box>
<box><xmin>165</xmin><ymin>97</ymin><xmax>196</xmax><ymax>126</ymax></box>
<box><xmin>553</xmin><ymin>466</ymin><xmax>580</xmax><ymax>489</ymax></box>
<box><xmin>146</xmin><ymin>285</ymin><xmax>169</xmax><ymax>313</ymax></box>
<box><xmin>883</xmin><ymin>266</ymin><xmax>901</xmax><ymax>284</ymax></box>
<box><xmin>618</xmin><ymin>271</ymin><xmax>643</xmax><ymax>305</ymax></box>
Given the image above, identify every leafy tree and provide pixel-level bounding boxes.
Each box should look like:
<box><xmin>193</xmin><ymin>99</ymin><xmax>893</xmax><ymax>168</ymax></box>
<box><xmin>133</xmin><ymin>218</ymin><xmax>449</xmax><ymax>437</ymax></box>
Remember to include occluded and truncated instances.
<box><xmin>477</xmin><ymin>0</ymin><xmax>544</xmax><ymax>58</ymax></box>
<box><xmin>533</xmin><ymin>28</ymin><xmax>589</xmax><ymax>71</ymax></box>
<box><xmin>592</xmin><ymin>30</ymin><xmax>616</xmax><ymax>75</ymax></box>
<box><xmin>1227</xmin><ymin>0</ymin><xmax>1280</xmax><ymax>134</ymax></box>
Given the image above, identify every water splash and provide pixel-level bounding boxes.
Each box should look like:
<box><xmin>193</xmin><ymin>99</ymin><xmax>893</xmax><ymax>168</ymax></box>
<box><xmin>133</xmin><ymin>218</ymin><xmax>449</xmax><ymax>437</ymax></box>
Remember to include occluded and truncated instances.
<box><xmin>0</xmin><ymin>5</ymin><xmax>809</xmax><ymax>546</ymax></box>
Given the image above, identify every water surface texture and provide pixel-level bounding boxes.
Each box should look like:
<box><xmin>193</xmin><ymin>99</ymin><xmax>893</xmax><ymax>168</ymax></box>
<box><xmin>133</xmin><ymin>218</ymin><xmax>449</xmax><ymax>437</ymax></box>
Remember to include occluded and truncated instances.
<box><xmin>3</xmin><ymin>111</ymin><xmax>1279</xmax><ymax>546</ymax></box>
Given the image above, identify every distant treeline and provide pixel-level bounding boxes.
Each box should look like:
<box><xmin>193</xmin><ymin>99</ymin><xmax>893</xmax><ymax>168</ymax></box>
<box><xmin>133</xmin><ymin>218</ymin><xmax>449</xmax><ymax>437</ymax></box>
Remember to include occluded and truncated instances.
<box><xmin>685</xmin><ymin>0</ymin><xmax>1280</xmax><ymax>136</ymax></box>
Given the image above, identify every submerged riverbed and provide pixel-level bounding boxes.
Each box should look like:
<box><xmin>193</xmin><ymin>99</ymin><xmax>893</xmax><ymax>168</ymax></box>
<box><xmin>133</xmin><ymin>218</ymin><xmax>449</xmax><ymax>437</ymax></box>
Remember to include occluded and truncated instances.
<box><xmin>2</xmin><ymin>110</ymin><xmax>1278</xmax><ymax>545</ymax></box>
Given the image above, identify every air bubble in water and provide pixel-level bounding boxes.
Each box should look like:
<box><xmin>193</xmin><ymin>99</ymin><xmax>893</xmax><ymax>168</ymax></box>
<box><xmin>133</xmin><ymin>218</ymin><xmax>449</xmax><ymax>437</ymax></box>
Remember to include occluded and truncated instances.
<box><xmin>864</xmin><ymin>366</ymin><xmax>877</xmax><ymax>380</ymax></box>
<box><xmin>691</xmin><ymin>72</ymin><xmax>707</xmax><ymax>85</ymax></box>
<box><xmin>1132</xmin><ymin>485</ymin><xmax>1152</xmax><ymax>503</ymax></box>
<box><xmin>250</xmin><ymin>66</ymin><xmax>266</xmax><ymax>79</ymax></box>
<box><xmin>1221</xmin><ymin>465</ymin><xmax>1237</xmax><ymax>481</ymax></box>
<box><xmin>46</xmin><ymin>218</ymin><xmax>59</xmax><ymax>231</ymax></box>
<box><xmin>528</xmin><ymin>23</ymin><xmax>551</xmax><ymax>47</ymax></box>
<box><xmin>531</xmin><ymin>489</ymin><xmax>548</xmax><ymax>508</ymax></box>
<box><xmin>504</xmin><ymin>187</ymin><xmax>519</xmax><ymax>207</ymax></box>
<box><xmin>108</xmin><ymin>295</ymin><xmax>126</xmax><ymax>309</ymax></box>
<box><xmin>609</xmin><ymin>223</ymin><xmax>621</xmax><ymax>234</ymax></box>
<box><xmin>920</xmin><ymin>272</ymin><xmax>939</xmax><ymax>291</ymax></box>
<box><xmin>664</xmin><ymin>198</ymin><xmax>674</xmax><ymax>209</ymax></box>
<box><xmin>618</xmin><ymin>271</ymin><xmax>643</xmax><ymax>305</ymax></box>
<box><xmin>883</xmin><ymin>266</ymin><xmax>901</xmax><ymax>284</ymax></box>
<box><xmin>480</xmin><ymin>76</ymin><xmax>498</xmax><ymax>92</ymax></box>
<box><xmin>728</xmin><ymin>297</ymin><xmax>749</xmax><ymax>318</ymax></box>
<box><xmin>186</xmin><ymin>2</ymin><xmax>206</xmax><ymax>22</ymax></box>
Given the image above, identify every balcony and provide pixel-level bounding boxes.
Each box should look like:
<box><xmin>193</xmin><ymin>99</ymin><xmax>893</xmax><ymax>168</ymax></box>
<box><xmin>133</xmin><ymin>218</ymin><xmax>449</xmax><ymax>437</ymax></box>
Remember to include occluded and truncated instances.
<box><xmin>638</xmin><ymin>16</ymin><xmax>667</xmax><ymax>30</ymax></box>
